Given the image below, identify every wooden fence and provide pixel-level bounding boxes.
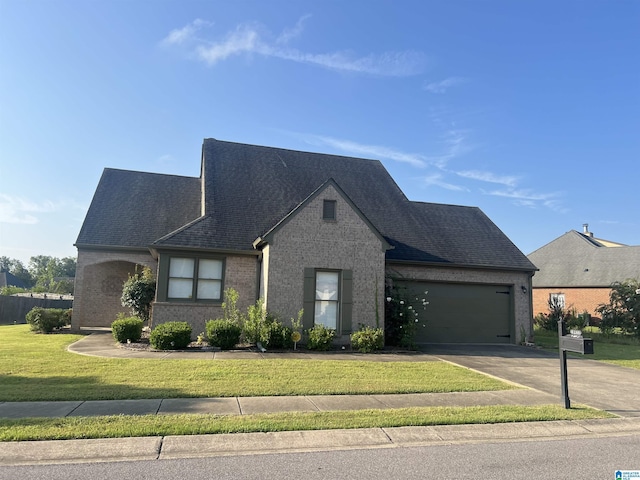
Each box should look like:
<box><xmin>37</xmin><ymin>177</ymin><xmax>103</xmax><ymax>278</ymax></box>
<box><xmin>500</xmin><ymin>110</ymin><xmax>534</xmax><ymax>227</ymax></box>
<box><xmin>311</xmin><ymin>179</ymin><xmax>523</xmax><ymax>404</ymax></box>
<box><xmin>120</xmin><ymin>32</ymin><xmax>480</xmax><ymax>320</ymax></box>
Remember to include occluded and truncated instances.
<box><xmin>0</xmin><ymin>295</ymin><xmax>73</xmax><ymax>325</ymax></box>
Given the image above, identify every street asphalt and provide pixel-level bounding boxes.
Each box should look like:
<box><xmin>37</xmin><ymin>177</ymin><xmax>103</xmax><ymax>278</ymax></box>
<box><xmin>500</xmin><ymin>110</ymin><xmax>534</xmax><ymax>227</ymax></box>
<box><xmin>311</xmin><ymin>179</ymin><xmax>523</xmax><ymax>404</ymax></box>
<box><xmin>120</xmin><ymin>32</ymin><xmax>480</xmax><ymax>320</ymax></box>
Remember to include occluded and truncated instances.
<box><xmin>1</xmin><ymin>332</ymin><xmax>639</xmax><ymax>466</ymax></box>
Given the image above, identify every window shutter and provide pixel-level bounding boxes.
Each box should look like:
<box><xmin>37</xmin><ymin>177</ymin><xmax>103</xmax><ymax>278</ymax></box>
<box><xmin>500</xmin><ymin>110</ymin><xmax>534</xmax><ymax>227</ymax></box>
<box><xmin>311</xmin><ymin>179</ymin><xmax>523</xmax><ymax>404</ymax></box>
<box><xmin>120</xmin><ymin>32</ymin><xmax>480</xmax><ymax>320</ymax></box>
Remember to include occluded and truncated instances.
<box><xmin>341</xmin><ymin>270</ymin><xmax>353</xmax><ymax>334</ymax></box>
<box><xmin>303</xmin><ymin>268</ymin><xmax>315</xmax><ymax>330</ymax></box>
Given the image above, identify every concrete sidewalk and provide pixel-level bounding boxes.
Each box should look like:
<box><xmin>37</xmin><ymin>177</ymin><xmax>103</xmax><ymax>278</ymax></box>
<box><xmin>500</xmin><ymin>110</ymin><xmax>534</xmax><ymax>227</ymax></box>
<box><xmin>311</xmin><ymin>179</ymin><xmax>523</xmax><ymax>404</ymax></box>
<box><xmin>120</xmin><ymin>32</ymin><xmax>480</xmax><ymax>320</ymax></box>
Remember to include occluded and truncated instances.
<box><xmin>0</xmin><ymin>389</ymin><xmax>562</xmax><ymax>419</ymax></box>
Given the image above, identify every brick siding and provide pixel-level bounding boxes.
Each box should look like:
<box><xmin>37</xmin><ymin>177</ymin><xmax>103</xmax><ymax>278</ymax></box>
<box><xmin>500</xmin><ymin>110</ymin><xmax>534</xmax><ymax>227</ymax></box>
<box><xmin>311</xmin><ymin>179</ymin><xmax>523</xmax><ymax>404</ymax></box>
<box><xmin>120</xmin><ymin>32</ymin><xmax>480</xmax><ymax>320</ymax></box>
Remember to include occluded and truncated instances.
<box><xmin>532</xmin><ymin>287</ymin><xmax>611</xmax><ymax>322</ymax></box>
<box><xmin>264</xmin><ymin>185</ymin><xmax>386</xmax><ymax>343</ymax></box>
<box><xmin>72</xmin><ymin>249</ymin><xmax>157</xmax><ymax>330</ymax></box>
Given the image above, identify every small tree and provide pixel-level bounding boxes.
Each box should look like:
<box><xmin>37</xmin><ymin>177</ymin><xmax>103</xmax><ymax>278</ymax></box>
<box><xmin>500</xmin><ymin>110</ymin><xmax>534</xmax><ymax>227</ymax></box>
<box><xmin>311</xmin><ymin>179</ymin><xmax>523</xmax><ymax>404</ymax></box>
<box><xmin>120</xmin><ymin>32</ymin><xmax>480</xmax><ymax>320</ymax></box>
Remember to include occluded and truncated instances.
<box><xmin>221</xmin><ymin>288</ymin><xmax>244</xmax><ymax>325</ymax></box>
<box><xmin>121</xmin><ymin>267</ymin><xmax>156</xmax><ymax>324</ymax></box>
<box><xmin>596</xmin><ymin>279</ymin><xmax>640</xmax><ymax>337</ymax></box>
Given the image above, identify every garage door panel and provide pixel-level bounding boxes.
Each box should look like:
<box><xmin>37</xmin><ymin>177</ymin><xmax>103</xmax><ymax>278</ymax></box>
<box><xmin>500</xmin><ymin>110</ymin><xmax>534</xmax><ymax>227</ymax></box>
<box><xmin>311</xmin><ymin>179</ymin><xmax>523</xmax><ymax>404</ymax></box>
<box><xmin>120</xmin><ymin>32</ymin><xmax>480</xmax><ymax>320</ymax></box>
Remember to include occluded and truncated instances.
<box><xmin>396</xmin><ymin>281</ymin><xmax>512</xmax><ymax>344</ymax></box>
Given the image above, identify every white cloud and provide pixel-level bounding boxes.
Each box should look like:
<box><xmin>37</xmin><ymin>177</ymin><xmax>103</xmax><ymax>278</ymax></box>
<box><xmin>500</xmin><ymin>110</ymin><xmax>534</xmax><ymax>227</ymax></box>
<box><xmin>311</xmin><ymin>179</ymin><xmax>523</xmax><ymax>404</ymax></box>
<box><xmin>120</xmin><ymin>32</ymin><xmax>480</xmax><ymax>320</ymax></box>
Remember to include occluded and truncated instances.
<box><xmin>273</xmin><ymin>49</ymin><xmax>425</xmax><ymax>76</ymax></box>
<box><xmin>307</xmin><ymin>135</ymin><xmax>427</xmax><ymax>167</ymax></box>
<box><xmin>161</xmin><ymin>19</ymin><xmax>211</xmax><ymax>46</ymax></box>
<box><xmin>196</xmin><ymin>25</ymin><xmax>260</xmax><ymax>65</ymax></box>
<box><xmin>456</xmin><ymin>170</ymin><xmax>519</xmax><ymax>187</ymax></box>
<box><xmin>424</xmin><ymin>173</ymin><xmax>468</xmax><ymax>191</ymax></box>
<box><xmin>0</xmin><ymin>194</ymin><xmax>57</xmax><ymax>224</ymax></box>
<box><xmin>163</xmin><ymin>17</ymin><xmax>426</xmax><ymax>76</ymax></box>
<box><xmin>424</xmin><ymin>76</ymin><xmax>466</xmax><ymax>94</ymax></box>
<box><xmin>486</xmin><ymin>188</ymin><xmax>567</xmax><ymax>212</ymax></box>
<box><xmin>276</xmin><ymin>14</ymin><xmax>311</xmax><ymax>44</ymax></box>
<box><xmin>423</xmin><ymin>129</ymin><xmax>471</xmax><ymax>168</ymax></box>
<box><xmin>488</xmin><ymin>188</ymin><xmax>556</xmax><ymax>201</ymax></box>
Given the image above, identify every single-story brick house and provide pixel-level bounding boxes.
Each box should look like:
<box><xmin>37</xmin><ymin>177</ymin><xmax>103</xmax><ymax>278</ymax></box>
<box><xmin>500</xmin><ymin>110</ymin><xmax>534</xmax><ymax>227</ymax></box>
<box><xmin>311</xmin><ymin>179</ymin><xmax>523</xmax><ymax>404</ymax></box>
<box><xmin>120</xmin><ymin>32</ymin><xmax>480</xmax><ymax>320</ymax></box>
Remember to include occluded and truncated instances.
<box><xmin>528</xmin><ymin>225</ymin><xmax>640</xmax><ymax>322</ymax></box>
<box><xmin>73</xmin><ymin>138</ymin><xmax>536</xmax><ymax>344</ymax></box>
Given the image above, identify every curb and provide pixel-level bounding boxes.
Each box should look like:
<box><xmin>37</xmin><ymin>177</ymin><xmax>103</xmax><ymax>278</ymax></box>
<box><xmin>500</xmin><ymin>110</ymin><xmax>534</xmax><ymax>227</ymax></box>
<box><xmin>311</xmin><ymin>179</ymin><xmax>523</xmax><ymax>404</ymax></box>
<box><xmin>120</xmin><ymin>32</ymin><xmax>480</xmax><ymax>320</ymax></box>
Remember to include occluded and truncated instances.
<box><xmin>1</xmin><ymin>417</ymin><xmax>639</xmax><ymax>466</ymax></box>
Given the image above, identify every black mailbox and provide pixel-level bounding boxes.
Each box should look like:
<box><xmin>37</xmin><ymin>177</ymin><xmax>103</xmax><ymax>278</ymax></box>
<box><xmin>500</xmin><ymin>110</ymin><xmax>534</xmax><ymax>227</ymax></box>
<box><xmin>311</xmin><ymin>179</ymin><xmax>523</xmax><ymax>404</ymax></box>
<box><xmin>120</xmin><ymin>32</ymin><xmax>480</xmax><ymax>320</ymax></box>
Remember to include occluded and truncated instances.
<box><xmin>560</xmin><ymin>335</ymin><xmax>594</xmax><ymax>355</ymax></box>
<box><xmin>558</xmin><ymin>320</ymin><xmax>595</xmax><ymax>409</ymax></box>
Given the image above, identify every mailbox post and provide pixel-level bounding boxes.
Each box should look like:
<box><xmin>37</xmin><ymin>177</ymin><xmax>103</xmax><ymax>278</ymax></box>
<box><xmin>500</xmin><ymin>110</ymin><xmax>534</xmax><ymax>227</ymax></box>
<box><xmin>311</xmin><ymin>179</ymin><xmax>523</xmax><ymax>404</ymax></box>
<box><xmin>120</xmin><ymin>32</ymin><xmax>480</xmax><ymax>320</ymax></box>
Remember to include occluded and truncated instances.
<box><xmin>558</xmin><ymin>319</ymin><xmax>594</xmax><ymax>408</ymax></box>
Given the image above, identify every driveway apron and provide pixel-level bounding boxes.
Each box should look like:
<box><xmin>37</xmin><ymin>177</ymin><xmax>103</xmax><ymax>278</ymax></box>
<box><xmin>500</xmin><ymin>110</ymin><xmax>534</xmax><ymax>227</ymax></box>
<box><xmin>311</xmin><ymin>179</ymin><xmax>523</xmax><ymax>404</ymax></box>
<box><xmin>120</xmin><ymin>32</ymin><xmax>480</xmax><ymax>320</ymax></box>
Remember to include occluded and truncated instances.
<box><xmin>424</xmin><ymin>345</ymin><xmax>640</xmax><ymax>417</ymax></box>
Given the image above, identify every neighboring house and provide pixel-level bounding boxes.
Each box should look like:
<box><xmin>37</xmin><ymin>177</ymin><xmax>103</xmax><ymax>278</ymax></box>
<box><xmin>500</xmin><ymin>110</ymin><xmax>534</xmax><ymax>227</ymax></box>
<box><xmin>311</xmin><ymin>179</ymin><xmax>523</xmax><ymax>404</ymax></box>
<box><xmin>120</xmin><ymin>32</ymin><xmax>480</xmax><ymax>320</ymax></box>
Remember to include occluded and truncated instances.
<box><xmin>0</xmin><ymin>270</ymin><xmax>29</xmax><ymax>290</ymax></box>
<box><xmin>528</xmin><ymin>225</ymin><xmax>640</xmax><ymax>321</ymax></box>
<box><xmin>73</xmin><ymin>138</ymin><xmax>536</xmax><ymax>344</ymax></box>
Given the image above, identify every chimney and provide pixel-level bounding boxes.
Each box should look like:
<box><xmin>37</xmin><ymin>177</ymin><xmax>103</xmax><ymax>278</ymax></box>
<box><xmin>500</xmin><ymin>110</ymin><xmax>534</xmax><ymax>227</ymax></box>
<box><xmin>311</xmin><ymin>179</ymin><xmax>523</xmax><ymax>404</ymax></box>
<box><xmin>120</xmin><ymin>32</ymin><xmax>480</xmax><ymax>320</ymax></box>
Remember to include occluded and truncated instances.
<box><xmin>582</xmin><ymin>224</ymin><xmax>593</xmax><ymax>237</ymax></box>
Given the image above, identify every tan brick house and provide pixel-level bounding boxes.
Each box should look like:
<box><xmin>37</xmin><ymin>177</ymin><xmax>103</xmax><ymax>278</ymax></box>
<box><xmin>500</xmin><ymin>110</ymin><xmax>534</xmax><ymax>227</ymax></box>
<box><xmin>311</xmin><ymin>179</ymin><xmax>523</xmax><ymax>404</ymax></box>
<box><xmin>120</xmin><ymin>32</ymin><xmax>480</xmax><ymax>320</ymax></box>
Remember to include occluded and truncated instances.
<box><xmin>528</xmin><ymin>225</ymin><xmax>640</xmax><ymax>322</ymax></box>
<box><xmin>74</xmin><ymin>138</ymin><xmax>536</xmax><ymax>344</ymax></box>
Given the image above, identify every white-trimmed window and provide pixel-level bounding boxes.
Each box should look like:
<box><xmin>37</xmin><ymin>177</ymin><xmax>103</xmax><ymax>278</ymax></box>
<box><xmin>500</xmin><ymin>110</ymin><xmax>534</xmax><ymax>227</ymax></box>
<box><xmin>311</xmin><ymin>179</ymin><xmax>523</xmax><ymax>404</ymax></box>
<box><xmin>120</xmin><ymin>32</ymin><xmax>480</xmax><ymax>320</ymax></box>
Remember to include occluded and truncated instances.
<box><xmin>549</xmin><ymin>293</ymin><xmax>565</xmax><ymax>309</ymax></box>
<box><xmin>314</xmin><ymin>271</ymin><xmax>339</xmax><ymax>329</ymax></box>
<box><xmin>168</xmin><ymin>257</ymin><xmax>223</xmax><ymax>301</ymax></box>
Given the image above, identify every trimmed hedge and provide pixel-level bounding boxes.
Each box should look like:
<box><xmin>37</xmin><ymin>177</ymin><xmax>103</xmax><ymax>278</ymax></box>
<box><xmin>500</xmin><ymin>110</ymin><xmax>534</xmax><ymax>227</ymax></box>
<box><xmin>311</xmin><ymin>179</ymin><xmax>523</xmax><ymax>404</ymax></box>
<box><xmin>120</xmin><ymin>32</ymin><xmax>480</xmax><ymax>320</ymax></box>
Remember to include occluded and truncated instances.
<box><xmin>263</xmin><ymin>321</ymin><xmax>294</xmax><ymax>350</ymax></box>
<box><xmin>149</xmin><ymin>322</ymin><xmax>192</xmax><ymax>350</ymax></box>
<box><xmin>306</xmin><ymin>324</ymin><xmax>335</xmax><ymax>351</ymax></box>
<box><xmin>206</xmin><ymin>319</ymin><xmax>242</xmax><ymax>350</ymax></box>
<box><xmin>111</xmin><ymin>316</ymin><xmax>144</xmax><ymax>343</ymax></box>
<box><xmin>350</xmin><ymin>326</ymin><xmax>384</xmax><ymax>353</ymax></box>
<box><xmin>25</xmin><ymin>307</ymin><xmax>71</xmax><ymax>333</ymax></box>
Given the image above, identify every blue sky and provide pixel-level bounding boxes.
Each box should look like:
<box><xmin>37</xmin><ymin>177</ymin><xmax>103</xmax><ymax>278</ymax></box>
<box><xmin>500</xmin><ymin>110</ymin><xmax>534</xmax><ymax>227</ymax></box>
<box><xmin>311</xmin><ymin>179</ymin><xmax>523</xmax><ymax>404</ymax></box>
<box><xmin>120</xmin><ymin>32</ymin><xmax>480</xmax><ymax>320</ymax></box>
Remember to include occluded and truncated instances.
<box><xmin>1</xmin><ymin>0</ymin><xmax>638</xmax><ymax>265</ymax></box>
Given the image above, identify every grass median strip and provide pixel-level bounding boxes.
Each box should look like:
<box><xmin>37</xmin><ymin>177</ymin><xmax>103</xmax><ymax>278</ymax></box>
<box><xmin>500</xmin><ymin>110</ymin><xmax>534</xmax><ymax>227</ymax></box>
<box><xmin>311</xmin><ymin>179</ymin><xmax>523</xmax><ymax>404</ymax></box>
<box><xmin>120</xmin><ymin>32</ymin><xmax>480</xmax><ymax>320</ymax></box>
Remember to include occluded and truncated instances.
<box><xmin>0</xmin><ymin>326</ymin><xmax>514</xmax><ymax>401</ymax></box>
<box><xmin>0</xmin><ymin>405</ymin><xmax>613</xmax><ymax>442</ymax></box>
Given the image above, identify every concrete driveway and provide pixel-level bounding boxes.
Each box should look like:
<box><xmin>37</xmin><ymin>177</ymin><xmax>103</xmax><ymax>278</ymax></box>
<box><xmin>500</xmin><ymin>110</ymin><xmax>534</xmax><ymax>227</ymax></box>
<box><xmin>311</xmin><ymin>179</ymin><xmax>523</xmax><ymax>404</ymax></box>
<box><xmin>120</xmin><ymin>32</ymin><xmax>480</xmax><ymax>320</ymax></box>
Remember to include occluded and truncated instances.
<box><xmin>424</xmin><ymin>345</ymin><xmax>640</xmax><ymax>417</ymax></box>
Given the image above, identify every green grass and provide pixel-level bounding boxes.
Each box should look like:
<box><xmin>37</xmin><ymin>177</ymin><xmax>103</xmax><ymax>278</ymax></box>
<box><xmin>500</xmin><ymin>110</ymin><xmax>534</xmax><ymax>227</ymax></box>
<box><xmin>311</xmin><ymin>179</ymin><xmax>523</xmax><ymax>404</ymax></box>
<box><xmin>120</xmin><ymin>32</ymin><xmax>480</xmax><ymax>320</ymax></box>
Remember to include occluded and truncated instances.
<box><xmin>0</xmin><ymin>405</ymin><xmax>613</xmax><ymax>442</ymax></box>
<box><xmin>0</xmin><ymin>325</ymin><xmax>514</xmax><ymax>402</ymax></box>
<box><xmin>534</xmin><ymin>326</ymin><xmax>640</xmax><ymax>369</ymax></box>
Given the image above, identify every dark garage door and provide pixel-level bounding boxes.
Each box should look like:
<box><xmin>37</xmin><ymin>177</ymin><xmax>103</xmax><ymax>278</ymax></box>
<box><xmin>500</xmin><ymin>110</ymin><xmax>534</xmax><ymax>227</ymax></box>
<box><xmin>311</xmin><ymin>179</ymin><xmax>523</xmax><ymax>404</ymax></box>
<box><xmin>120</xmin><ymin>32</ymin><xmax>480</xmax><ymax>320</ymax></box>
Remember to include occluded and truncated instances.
<box><xmin>396</xmin><ymin>281</ymin><xmax>513</xmax><ymax>344</ymax></box>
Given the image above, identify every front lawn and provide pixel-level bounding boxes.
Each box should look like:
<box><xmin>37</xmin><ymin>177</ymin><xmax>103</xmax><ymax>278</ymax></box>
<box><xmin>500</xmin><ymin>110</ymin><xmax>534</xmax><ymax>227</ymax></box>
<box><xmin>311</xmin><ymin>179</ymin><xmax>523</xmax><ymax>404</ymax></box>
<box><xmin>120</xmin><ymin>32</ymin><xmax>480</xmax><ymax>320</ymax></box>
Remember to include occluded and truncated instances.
<box><xmin>0</xmin><ymin>325</ymin><xmax>514</xmax><ymax>402</ymax></box>
<box><xmin>0</xmin><ymin>405</ymin><xmax>613</xmax><ymax>442</ymax></box>
<box><xmin>534</xmin><ymin>326</ymin><xmax>640</xmax><ymax>369</ymax></box>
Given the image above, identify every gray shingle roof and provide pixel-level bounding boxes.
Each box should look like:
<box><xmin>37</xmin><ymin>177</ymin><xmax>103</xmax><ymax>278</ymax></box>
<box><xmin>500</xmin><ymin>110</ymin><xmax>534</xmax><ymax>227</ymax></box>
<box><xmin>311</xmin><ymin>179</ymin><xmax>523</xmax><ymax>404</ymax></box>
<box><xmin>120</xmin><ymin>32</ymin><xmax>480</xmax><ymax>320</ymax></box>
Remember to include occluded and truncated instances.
<box><xmin>75</xmin><ymin>168</ymin><xmax>201</xmax><ymax>249</ymax></box>
<box><xmin>528</xmin><ymin>230</ymin><xmax>640</xmax><ymax>287</ymax></box>
<box><xmin>406</xmin><ymin>201</ymin><xmax>536</xmax><ymax>269</ymax></box>
<box><xmin>0</xmin><ymin>271</ymin><xmax>29</xmax><ymax>289</ymax></box>
<box><xmin>76</xmin><ymin>139</ymin><xmax>535</xmax><ymax>271</ymax></box>
<box><xmin>155</xmin><ymin>139</ymin><xmax>534</xmax><ymax>270</ymax></box>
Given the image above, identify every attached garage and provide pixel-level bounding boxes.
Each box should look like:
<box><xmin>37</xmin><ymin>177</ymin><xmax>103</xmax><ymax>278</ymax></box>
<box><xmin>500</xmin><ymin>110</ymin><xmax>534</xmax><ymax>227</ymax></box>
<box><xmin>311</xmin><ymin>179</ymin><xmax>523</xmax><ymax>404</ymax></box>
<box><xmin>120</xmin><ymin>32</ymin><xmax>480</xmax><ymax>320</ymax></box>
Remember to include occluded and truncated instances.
<box><xmin>394</xmin><ymin>280</ymin><xmax>515</xmax><ymax>344</ymax></box>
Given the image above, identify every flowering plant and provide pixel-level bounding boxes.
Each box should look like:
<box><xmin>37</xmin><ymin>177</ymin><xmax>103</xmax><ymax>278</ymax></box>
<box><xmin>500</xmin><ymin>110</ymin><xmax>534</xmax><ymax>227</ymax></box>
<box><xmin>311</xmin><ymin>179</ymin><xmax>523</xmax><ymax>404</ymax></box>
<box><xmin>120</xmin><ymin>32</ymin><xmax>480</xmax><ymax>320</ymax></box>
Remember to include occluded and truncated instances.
<box><xmin>384</xmin><ymin>282</ymin><xmax>428</xmax><ymax>348</ymax></box>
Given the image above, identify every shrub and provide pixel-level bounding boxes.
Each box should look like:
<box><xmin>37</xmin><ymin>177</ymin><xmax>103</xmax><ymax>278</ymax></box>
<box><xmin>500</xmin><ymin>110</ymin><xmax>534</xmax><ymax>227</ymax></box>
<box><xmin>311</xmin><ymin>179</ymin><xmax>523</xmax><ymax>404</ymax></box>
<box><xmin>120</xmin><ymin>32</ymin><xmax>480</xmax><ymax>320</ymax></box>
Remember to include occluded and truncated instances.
<box><xmin>111</xmin><ymin>315</ymin><xmax>144</xmax><ymax>343</ymax></box>
<box><xmin>264</xmin><ymin>321</ymin><xmax>294</xmax><ymax>350</ymax></box>
<box><xmin>220</xmin><ymin>288</ymin><xmax>244</xmax><ymax>325</ymax></box>
<box><xmin>121</xmin><ymin>267</ymin><xmax>156</xmax><ymax>324</ymax></box>
<box><xmin>243</xmin><ymin>298</ymin><xmax>268</xmax><ymax>344</ymax></box>
<box><xmin>0</xmin><ymin>286</ymin><xmax>28</xmax><ymax>296</ymax></box>
<box><xmin>351</xmin><ymin>326</ymin><xmax>384</xmax><ymax>353</ymax></box>
<box><xmin>206</xmin><ymin>319</ymin><xmax>242</xmax><ymax>350</ymax></box>
<box><xmin>243</xmin><ymin>299</ymin><xmax>293</xmax><ymax>349</ymax></box>
<box><xmin>25</xmin><ymin>307</ymin><xmax>71</xmax><ymax>333</ymax></box>
<box><xmin>534</xmin><ymin>313</ymin><xmax>555</xmax><ymax>332</ymax></box>
<box><xmin>306</xmin><ymin>324</ymin><xmax>335</xmax><ymax>351</ymax></box>
<box><xmin>535</xmin><ymin>296</ymin><xmax>578</xmax><ymax>332</ymax></box>
<box><xmin>149</xmin><ymin>321</ymin><xmax>192</xmax><ymax>350</ymax></box>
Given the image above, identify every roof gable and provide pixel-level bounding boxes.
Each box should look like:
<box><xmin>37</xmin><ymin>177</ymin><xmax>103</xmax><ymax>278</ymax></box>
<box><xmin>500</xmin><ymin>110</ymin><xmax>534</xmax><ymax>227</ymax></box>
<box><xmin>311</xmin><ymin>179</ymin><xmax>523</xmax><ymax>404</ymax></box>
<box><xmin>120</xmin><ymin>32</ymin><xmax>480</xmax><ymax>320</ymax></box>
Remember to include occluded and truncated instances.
<box><xmin>529</xmin><ymin>230</ymin><xmax>640</xmax><ymax>286</ymax></box>
<box><xmin>255</xmin><ymin>178</ymin><xmax>391</xmax><ymax>251</ymax></box>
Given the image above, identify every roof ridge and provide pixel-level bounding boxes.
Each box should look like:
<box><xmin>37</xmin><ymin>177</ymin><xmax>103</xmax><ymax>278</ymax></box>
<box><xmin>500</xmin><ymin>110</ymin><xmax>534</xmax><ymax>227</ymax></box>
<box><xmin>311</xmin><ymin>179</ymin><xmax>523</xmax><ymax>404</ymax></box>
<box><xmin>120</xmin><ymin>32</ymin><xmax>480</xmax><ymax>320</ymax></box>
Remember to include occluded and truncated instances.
<box><xmin>103</xmin><ymin>167</ymin><xmax>198</xmax><ymax>180</ymax></box>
